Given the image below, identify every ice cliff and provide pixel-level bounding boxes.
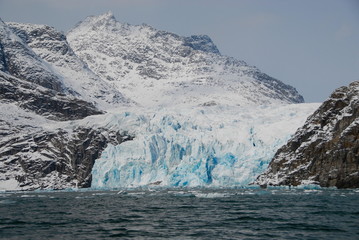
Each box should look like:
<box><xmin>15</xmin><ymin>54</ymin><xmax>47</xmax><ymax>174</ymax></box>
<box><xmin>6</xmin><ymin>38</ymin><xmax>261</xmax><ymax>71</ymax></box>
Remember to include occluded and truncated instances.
<box><xmin>91</xmin><ymin>104</ymin><xmax>318</xmax><ymax>188</ymax></box>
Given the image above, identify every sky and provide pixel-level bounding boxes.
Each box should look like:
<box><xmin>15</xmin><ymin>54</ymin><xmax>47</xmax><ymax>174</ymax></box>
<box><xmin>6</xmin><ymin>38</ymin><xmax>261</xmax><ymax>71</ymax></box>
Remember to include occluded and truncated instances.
<box><xmin>0</xmin><ymin>0</ymin><xmax>358</xmax><ymax>103</ymax></box>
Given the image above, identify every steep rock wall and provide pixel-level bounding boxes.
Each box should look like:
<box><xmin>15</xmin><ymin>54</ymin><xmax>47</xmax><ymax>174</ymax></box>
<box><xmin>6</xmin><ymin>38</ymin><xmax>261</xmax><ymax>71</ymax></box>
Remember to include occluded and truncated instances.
<box><xmin>256</xmin><ymin>81</ymin><xmax>359</xmax><ymax>188</ymax></box>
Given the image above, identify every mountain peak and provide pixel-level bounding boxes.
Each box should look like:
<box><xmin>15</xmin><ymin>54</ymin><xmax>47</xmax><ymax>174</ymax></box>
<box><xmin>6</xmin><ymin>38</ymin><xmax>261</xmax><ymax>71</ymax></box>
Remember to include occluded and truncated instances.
<box><xmin>184</xmin><ymin>34</ymin><xmax>220</xmax><ymax>55</ymax></box>
<box><xmin>89</xmin><ymin>11</ymin><xmax>116</xmax><ymax>24</ymax></box>
<box><xmin>71</xmin><ymin>11</ymin><xmax>118</xmax><ymax>32</ymax></box>
<box><xmin>97</xmin><ymin>11</ymin><xmax>116</xmax><ymax>21</ymax></box>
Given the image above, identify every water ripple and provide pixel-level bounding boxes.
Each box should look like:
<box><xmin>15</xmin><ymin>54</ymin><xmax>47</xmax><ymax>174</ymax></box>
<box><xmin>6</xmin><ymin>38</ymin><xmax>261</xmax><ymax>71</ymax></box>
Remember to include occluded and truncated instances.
<box><xmin>0</xmin><ymin>189</ymin><xmax>358</xmax><ymax>239</ymax></box>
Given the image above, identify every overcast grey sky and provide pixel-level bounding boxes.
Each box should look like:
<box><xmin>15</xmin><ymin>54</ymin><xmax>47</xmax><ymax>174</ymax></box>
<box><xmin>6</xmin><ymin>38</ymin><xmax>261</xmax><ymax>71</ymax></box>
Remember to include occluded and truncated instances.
<box><xmin>0</xmin><ymin>0</ymin><xmax>358</xmax><ymax>102</ymax></box>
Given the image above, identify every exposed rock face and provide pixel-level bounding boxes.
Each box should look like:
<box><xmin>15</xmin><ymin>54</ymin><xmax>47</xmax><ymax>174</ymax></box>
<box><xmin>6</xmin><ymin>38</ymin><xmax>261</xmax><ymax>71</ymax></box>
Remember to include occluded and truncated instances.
<box><xmin>183</xmin><ymin>35</ymin><xmax>220</xmax><ymax>54</ymax></box>
<box><xmin>0</xmin><ymin>72</ymin><xmax>102</xmax><ymax>121</ymax></box>
<box><xmin>0</xmin><ymin>123</ymin><xmax>133</xmax><ymax>190</ymax></box>
<box><xmin>256</xmin><ymin>81</ymin><xmax>359</xmax><ymax>188</ymax></box>
<box><xmin>0</xmin><ymin>42</ymin><xmax>7</xmax><ymax>72</ymax></box>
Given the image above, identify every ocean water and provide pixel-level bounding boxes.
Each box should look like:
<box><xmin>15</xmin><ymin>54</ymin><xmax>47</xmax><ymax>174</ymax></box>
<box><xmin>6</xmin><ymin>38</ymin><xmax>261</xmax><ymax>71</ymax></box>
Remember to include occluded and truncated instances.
<box><xmin>1</xmin><ymin>188</ymin><xmax>358</xmax><ymax>239</ymax></box>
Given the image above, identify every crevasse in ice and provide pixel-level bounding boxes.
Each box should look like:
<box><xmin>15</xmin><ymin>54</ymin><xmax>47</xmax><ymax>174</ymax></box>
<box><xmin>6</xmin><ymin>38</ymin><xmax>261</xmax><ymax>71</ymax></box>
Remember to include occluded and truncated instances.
<box><xmin>91</xmin><ymin>104</ymin><xmax>319</xmax><ymax>188</ymax></box>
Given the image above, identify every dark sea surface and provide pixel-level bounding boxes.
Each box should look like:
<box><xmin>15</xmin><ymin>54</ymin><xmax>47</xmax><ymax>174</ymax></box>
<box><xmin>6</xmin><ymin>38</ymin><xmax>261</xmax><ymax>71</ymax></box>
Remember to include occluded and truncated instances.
<box><xmin>1</xmin><ymin>188</ymin><xmax>358</xmax><ymax>239</ymax></box>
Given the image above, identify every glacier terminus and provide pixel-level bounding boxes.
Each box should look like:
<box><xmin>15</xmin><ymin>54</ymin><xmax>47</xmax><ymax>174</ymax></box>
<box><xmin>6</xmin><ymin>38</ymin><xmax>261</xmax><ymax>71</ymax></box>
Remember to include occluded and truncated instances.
<box><xmin>91</xmin><ymin>104</ymin><xmax>319</xmax><ymax>189</ymax></box>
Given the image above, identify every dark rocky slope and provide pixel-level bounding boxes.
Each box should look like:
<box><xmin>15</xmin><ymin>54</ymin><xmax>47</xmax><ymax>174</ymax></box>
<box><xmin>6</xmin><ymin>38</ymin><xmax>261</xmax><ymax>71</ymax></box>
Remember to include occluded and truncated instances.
<box><xmin>0</xmin><ymin>71</ymin><xmax>102</xmax><ymax>121</ymax></box>
<box><xmin>1</xmin><ymin>124</ymin><xmax>133</xmax><ymax>189</ymax></box>
<box><xmin>0</xmin><ymin>71</ymin><xmax>134</xmax><ymax>190</ymax></box>
<box><xmin>256</xmin><ymin>81</ymin><xmax>359</xmax><ymax>188</ymax></box>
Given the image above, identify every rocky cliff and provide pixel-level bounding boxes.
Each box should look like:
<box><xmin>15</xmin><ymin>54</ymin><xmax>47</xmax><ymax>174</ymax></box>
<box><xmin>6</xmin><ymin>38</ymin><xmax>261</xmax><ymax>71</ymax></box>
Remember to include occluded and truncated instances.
<box><xmin>0</xmin><ymin>71</ymin><xmax>102</xmax><ymax>121</ymax></box>
<box><xmin>0</xmin><ymin>121</ymin><xmax>133</xmax><ymax>190</ymax></box>
<box><xmin>256</xmin><ymin>81</ymin><xmax>359</xmax><ymax>188</ymax></box>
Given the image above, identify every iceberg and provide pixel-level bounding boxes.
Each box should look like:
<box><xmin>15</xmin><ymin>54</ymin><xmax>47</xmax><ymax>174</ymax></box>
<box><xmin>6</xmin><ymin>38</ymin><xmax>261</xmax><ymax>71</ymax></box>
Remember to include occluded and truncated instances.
<box><xmin>91</xmin><ymin>104</ymin><xmax>319</xmax><ymax>189</ymax></box>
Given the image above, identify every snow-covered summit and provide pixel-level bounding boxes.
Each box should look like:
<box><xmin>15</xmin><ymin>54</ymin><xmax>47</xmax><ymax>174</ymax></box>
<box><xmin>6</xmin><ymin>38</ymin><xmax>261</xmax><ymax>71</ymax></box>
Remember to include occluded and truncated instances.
<box><xmin>67</xmin><ymin>12</ymin><xmax>304</xmax><ymax>107</ymax></box>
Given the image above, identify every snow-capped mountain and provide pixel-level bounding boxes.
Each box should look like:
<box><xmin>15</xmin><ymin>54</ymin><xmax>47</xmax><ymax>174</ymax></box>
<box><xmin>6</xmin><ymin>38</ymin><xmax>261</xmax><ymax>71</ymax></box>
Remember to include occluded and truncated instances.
<box><xmin>256</xmin><ymin>81</ymin><xmax>359</xmax><ymax>188</ymax></box>
<box><xmin>67</xmin><ymin>12</ymin><xmax>304</xmax><ymax>107</ymax></box>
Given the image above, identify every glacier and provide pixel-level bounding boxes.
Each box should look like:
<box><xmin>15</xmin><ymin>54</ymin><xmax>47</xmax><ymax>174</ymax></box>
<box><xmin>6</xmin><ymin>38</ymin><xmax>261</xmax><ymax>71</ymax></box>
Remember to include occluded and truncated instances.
<box><xmin>91</xmin><ymin>103</ymin><xmax>319</xmax><ymax>189</ymax></box>
<box><xmin>0</xmin><ymin>14</ymin><xmax>315</xmax><ymax>191</ymax></box>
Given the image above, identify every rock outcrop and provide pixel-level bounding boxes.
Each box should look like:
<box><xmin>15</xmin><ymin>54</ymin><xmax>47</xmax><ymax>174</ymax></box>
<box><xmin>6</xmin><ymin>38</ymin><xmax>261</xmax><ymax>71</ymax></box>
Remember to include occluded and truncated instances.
<box><xmin>0</xmin><ymin>123</ymin><xmax>133</xmax><ymax>190</ymax></box>
<box><xmin>0</xmin><ymin>71</ymin><xmax>102</xmax><ymax>121</ymax></box>
<box><xmin>256</xmin><ymin>81</ymin><xmax>359</xmax><ymax>188</ymax></box>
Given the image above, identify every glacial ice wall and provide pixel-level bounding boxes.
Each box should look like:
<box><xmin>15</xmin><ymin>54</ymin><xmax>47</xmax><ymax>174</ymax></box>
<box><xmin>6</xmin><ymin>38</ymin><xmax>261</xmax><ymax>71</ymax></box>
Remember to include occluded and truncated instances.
<box><xmin>91</xmin><ymin>104</ymin><xmax>319</xmax><ymax>188</ymax></box>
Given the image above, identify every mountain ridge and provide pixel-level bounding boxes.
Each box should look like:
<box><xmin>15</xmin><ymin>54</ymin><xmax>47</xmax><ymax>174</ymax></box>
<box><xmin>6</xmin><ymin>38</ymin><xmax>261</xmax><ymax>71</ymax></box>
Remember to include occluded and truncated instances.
<box><xmin>67</xmin><ymin>12</ymin><xmax>304</xmax><ymax>107</ymax></box>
